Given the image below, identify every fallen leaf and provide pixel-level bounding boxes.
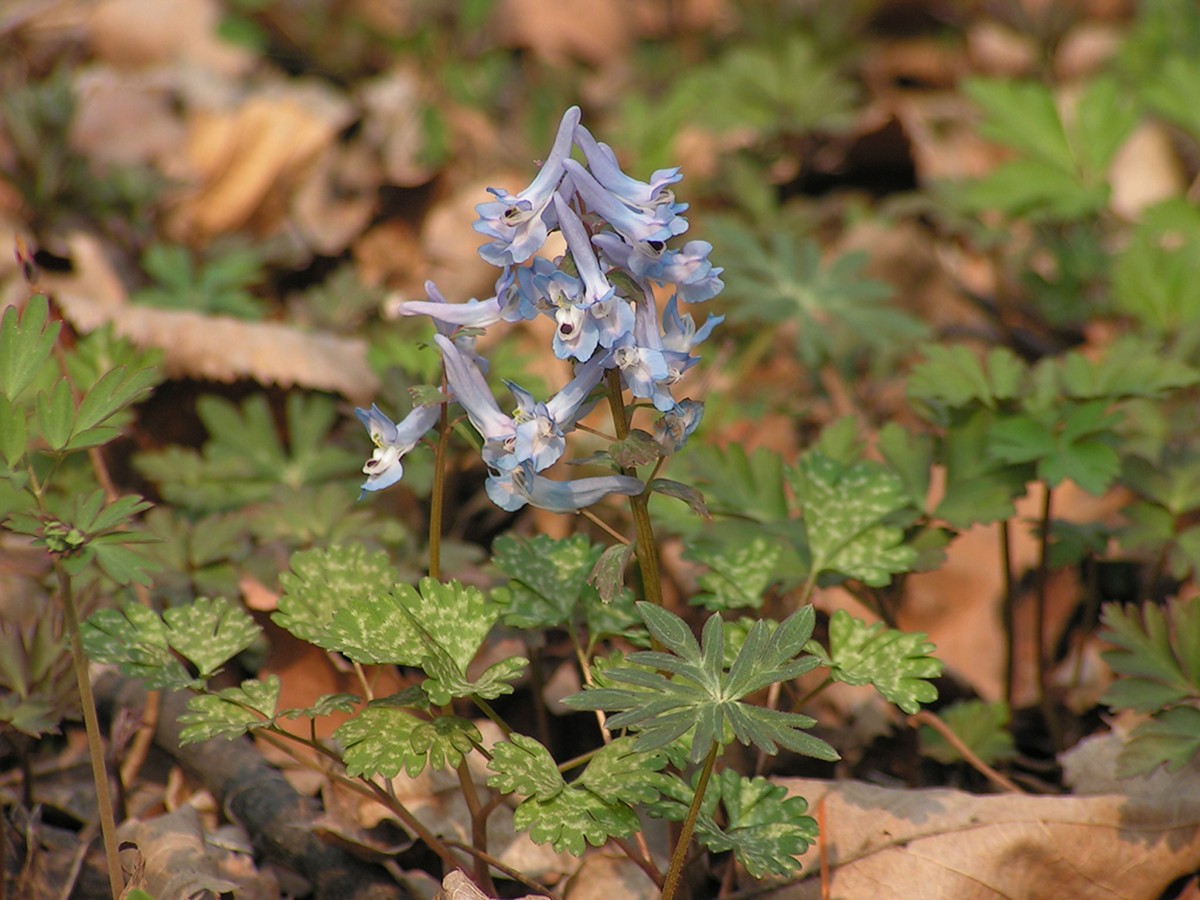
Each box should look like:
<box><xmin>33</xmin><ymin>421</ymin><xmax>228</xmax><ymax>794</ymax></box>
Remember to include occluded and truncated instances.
<box><xmin>494</xmin><ymin>0</ymin><xmax>634</xmax><ymax>66</ymax></box>
<box><xmin>770</xmin><ymin>739</ymin><xmax>1200</xmax><ymax>899</ymax></box>
<box><xmin>40</xmin><ymin>233</ymin><xmax>379</xmax><ymax>402</ymax></box>
<box><xmin>169</xmin><ymin>82</ymin><xmax>354</xmax><ymax>240</ymax></box>
<box><xmin>358</xmin><ymin>65</ymin><xmax>437</xmax><ymax>187</ymax></box>
<box><xmin>87</xmin><ymin>0</ymin><xmax>252</xmax><ymax>76</ymax></box>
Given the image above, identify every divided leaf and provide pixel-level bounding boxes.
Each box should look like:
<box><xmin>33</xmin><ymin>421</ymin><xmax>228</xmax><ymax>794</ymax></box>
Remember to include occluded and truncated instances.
<box><xmin>564</xmin><ymin>604</ymin><xmax>837</xmax><ymax>764</ymax></box>
<box><xmin>809</xmin><ymin>609</ymin><xmax>941</xmax><ymax>714</ymax></box>
<box><xmin>0</xmin><ymin>295</ymin><xmax>60</xmax><ymax>404</ymax></box>
<box><xmin>1101</xmin><ymin>598</ymin><xmax>1200</xmax><ymax>713</ymax></box>
<box><xmin>178</xmin><ymin>676</ymin><xmax>280</xmax><ymax>742</ymax></box>
<box><xmin>274</xmin><ymin>544</ymin><xmax>396</xmax><ymax>644</ymax></box>
<box><xmin>685</xmin><ymin>533</ymin><xmax>781</xmax><ymax>611</ymax></box>
<box><xmin>336</xmin><ymin>703</ymin><xmax>478</xmax><ymax>778</ymax></box>
<box><xmin>161</xmin><ymin>597</ymin><xmax>260</xmax><ymax>680</ymax></box>
<box><xmin>790</xmin><ymin>452</ymin><xmax>917</xmax><ymax>586</ymax></box>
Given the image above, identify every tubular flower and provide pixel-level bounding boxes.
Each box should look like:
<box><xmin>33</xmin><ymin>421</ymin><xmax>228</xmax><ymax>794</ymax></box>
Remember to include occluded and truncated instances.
<box><xmin>354</xmin><ymin>403</ymin><xmax>440</xmax><ymax>497</ymax></box>
<box><xmin>474</xmin><ymin>106</ymin><xmax>581</xmax><ymax>266</ymax></box>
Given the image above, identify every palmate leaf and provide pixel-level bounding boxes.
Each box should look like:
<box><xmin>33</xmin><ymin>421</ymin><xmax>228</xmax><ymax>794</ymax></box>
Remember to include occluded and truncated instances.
<box><xmin>649</xmin><ymin>770</ymin><xmax>818</xmax><ymax>878</ymax></box>
<box><xmin>987</xmin><ymin>401</ymin><xmax>1121</xmax><ymax>496</ymax></box>
<box><xmin>162</xmin><ymin>596</ymin><xmax>260</xmax><ymax>679</ymax></box>
<box><xmin>326</xmin><ymin>577</ymin><xmax>499</xmax><ymax>670</ymax></box>
<box><xmin>578</xmin><ymin>736</ymin><xmax>670</xmax><ymax>806</ymax></box>
<box><xmin>1116</xmin><ymin>705</ymin><xmax>1200</xmax><ymax>778</ymax></box>
<box><xmin>335</xmin><ymin>703</ymin><xmax>479</xmax><ymax>778</ymax></box>
<box><xmin>83</xmin><ymin>596</ymin><xmax>261</xmax><ymax>691</ymax></box>
<box><xmin>808</xmin><ymin>609</ymin><xmax>941</xmax><ymax>714</ymax></box>
<box><xmin>487</xmin><ymin>732</ymin><xmax>564</xmax><ymax>802</ymax></box>
<box><xmin>512</xmin><ymin>785</ymin><xmax>641</xmax><ymax>856</ymax></box>
<box><xmin>563</xmin><ymin>604</ymin><xmax>838</xmax><ymax>764</ymax></box>
<box><xmin>274</xmin><ymin>545</ymin><xmax>396</xmax><ymax>644</ymax></box>
<box><xmin>0</xmin><ymin>295</ymin><xmax>60</xmax><ymax>404</ymax></box>
<box><xmin>685</xmin><ymin>532</ymin><xmax>781</xmax><ymax>611</ymax></box>
<box><xmin>789</xmin><ymin>452</ymin><xmax>917</xmax><ymax>586</ymax></box>
<box><xmin>935</xmin><ymin>408</ymin><xmax>1033</xmax><ymax>528</ymax></box>
<box><xmin>492</xmin><ymin>533</ymin><xmax>601</xmax><ymax>629</ymax></box>
<box><xmin>421</xmin><ymin>651</ymin><xmax>526</xmax><ymax>705</ymax></box>
<box><xmin>81</xmin><ymin>603</ymin><xmax>193</xmax><ymax>691</ymax></box>
<box><xmin>674</xmin><ymin>444</ymin><xmax>789</xmax><ymax>523</ymax></box>
<box><xmin>907</xmin><ymin>344</ymin><xmax>1027</xmax><ymax>414</ymax></box>
<box><xmin>1100</xmin><ymin>597</ymin><xmax>1200</xmax><ymax>713</ymax></box>
<box><xmin>178</xmin><ymin>675</ymin><xmax>280</xmax><ymax>743</ymax></box>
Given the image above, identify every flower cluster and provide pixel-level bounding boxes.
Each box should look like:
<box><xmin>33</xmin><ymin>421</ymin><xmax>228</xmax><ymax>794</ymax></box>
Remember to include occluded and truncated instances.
<box><xmin>356</xmin><ymin>106</ymin><xmax>723</xmax><ymax>512</ymax></box>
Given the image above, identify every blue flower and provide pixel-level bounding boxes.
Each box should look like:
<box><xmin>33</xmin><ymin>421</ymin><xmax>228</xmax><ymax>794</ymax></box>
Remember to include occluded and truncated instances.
<box><xmin>486</xmin><ymin>460</ymin><xmax>643</xmax><ymax>513</ymax></box>
<box><xmin>355</xmin><ymin>402</ymin><xmax>441</xmax><ymax>497</ymax></box>
<box><xmin>435</xmin><ymin>334</ymin><xmax>606</xmax><ymax>473</ymax></box>
<box><xmin>661</xmin><ymin>295</ymin><xmax>723</xmax><ymax>353</ymax></box>
<box><xmin>574</xmin><ymin>125</ymin><xmax>684</xmax><ymax>216</ymax></box>
<box><xmin>564</xmin><ymin>158</ymin><xmax>688</xmax><ymax>251</ymax></box>
<box><xmin>474</xmin><ymin>107</ymin><xmax>581</xmax><ymax>267</ymax></box>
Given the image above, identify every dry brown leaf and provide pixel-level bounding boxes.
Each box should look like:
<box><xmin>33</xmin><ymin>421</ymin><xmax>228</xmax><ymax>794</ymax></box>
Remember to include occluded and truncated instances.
<box><xmin>565</xmin><ymin>854</ymin><xmax>658</xmax><ymax>899</ymax></box>
<box><xmin>39</xmin><ymin>233</ymin><xmax>379</xmax><ymax>402</ymax></box>
<box><xmin>358</xmin><ymin>65</ymin><xmax>437</xmax><ymax>187</ymax></box>
<box><xmin>70</xmin><ymin>68</ymin><xmax>188</xmax><ymax>170</ymax></box>
<box><xmin>169</xmin><ymin>83</ymin><xmax>353</xmax><ymax>240</ymax></box>
<box><xmin>87</xmin><ymin>0</ymin><xmax>252</xmax><ymax>76</ymax></box>
<box><xmin>291</xmin><ymin>142</ymin><xmax>379</xmax><ymax>256</ymax></box>
<box><xmin>1109</xmin><ymin>121</ymin><xmax>1187</xmax><ymax>220</ymax></box>
<box><xmin>771</xmin><ymin>746</ymin><xmax>1200</xmax><ymax>900</ymax></box>
<box><xmin>494</xmin><ymin>0</ymin><xmax>634</xmax><ymax>66</ymax></box>
<box><xmin>115</xmin><ymin>805</ymin><xmax>242</xmax><ymax>899</ymax></box>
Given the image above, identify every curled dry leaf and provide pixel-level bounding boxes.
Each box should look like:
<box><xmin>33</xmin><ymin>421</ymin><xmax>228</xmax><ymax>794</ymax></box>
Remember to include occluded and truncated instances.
<box><xmin>169</xmin><ymin>82</ymin><xmax>354</xmax><ymax>240</ymax></box>
<box><xmin>39</xmin><ymin>233</ymin><xmax>379</xmax><ymax>402</ymax></box>
<box><xmin>116</xmin><ymin>805</ymin><xmax>273</xmax><ymax>900</ymax></box>
<box><xmin>772</xmin><ymin>736</ymin><xmax>1200</xmax><ymax>899</ymax></box>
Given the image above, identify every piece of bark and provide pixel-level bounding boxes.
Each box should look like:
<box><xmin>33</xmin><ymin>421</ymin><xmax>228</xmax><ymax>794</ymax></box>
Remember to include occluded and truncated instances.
<box><xmin>98</xmin><ymin>676</ymin><xmax>410</xmax><ymax>900</ymax></box>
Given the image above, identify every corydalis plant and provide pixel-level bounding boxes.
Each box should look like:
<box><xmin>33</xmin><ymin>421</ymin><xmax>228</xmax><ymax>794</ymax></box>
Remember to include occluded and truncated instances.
<box><xmin>356</xmin><ymin>106</ymin><xmax>724</xmax><ymax>513</ymax></box>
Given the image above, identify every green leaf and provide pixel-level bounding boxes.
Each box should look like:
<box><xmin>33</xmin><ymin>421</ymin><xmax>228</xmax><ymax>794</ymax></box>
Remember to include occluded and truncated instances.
<box><xmin>274</xmin><ymin>545</ymin><xmax>396</xmax><ymax>644</ymax></box>
<box><xmin>907</xmin><ymin>344</ymin><xmax>1026</xmax><ymax>411</ymax></box>
<box><xmin>918</xmin><ymin>700</ymin><xmax>1015</xmax><ymax>765</ymax></box>
<box><xmin>963</xmin><ymin>78</ymin><xmax>1074</xmax><ymax>172</ymax></box>
<box><xmin>935</xmin><ymin>409</ymin><xmax>1032</xmax><ymax>527</ymax></box>
<box><xmin>685</xmin><ymin>532</ymin><xmax>781</xmax><ymax>610</ymax></box>
<box><xmin>492</xmin><ymin>534</ymin><xmax>600</xmax><ymax>629</ymax></box>
<box><xmin>673</xmin><ymin>444</ymin><xmax>789</xmax><ymax>522</ymax></box>
<box><xmin>1100</xmin><ymin>598</ymin><xmax>1200</xmax><ymax>713</ymax></box>
<box><xmin>335</xmin><ymin>703</ymin><xmax>478</xmax><ymax>778</ymax></box>
<box><xmin>1116</xmin><ymin>705</ymin><xmax>1200</xmax><ymax>777</ymax></box>
<box><xmin>487</xmin><ymin>732</ymin><xmax>565</xmax><ymax>802</ymax></box>
<box><xmin>0</xmin><ymin>395</ymin><xmax>27</xmax><ymax>465</ymax></box>
<box><xmin>162</xmin><ymin>597</ymin><xmax>260</xmax><ymax>679</ymax></box>
<box><xmin>876</xmin><ymin>423</ymin><xmax>933</xmax><ymax>511</ymax></box>
<box><xmin>578</xmin><ymin>736</ymin><xmax>669</xmax><ymax>806</ymax></box>
<box><xmin>81</xmin><ymin>604</ymin><xmax>194</xmax><ymax>690</ymax></box>
<box><xmin>177</xmin><ymin>676</ymin><xmax>280</xmax><ymax>742</ymax></box>
<box><xmin>422</xmin><ymin>652</ymin><xmax>526</xmax><ymax>705</ymax></box>
<box><xmin>0</xmin><ymin>295</ymin><xmax>60</xmax><ymax>403</ymax></box>
<box><xmin>65</xmin><ymin>365</ymin><xmax>158</xmax><ymax>450</ymax></box>
<box><xmin>810</xmin><ymin>609</ymin><xmax>942</xmax><ymax>714</ymax></box>
<box><xmin>564</xmin><ymin>605</ymin><xmax>837</xmax><ymax>764</ymax></box>
<box><xmin>512</xmin><ymin>785</ymin><xmax>641</xmax><ymax>856</ymax></box>
<box><xmin>700</xmin><ymin>770</ymin><xmax>818</xmax><ymax>878</ymax></box>
<box><xmin>36</xmin><ymin>379</ymin><xmax>74</xmax><ymax>451</ymax></box>
<box><xmin>790</xmin><ymin>452</ymin><xmax>917</xmax><ymax>586</ymax></box>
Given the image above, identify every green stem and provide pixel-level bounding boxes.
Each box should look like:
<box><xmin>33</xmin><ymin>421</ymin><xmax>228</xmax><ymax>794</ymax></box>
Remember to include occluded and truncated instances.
<box><xmin>661</xmin><ymin>740</ymin><xmax>721</xmax><ymax>900</ymax></box>
<box><xmin>605</xmin><ymin>370</ymin><xmax>663</xmax><ymax>608</ymax></box>
<box><xmin>58</xmin><ymin>567</ymin><xmax>123</xmax><ymax>897</ymax></box>
<box><xmin>428</xmin><ymin>401</ymin><xmax>451</xmax><ymax>580</ymax></box>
